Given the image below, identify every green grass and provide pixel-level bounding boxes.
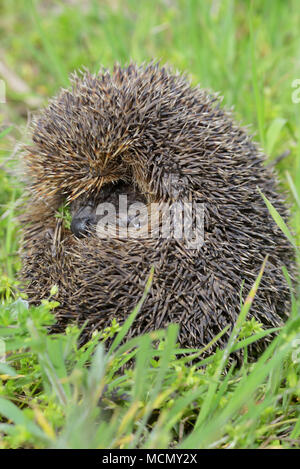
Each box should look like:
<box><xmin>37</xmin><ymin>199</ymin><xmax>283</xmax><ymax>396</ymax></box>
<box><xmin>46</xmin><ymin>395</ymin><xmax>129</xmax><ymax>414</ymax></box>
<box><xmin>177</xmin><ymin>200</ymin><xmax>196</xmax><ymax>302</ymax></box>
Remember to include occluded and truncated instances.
<box><xmin>0</xmin><ymin>0</ymin><xmax>300</xmax><ymax>449</ymax></box>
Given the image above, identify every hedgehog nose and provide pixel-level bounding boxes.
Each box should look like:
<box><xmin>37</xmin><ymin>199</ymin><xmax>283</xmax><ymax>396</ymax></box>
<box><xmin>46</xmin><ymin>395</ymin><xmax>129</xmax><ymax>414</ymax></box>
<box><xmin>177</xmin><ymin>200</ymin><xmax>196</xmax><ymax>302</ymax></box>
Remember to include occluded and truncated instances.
<box><xmin>70</xmin><ymin>216</ymin><xmax>91</xmax><ymax>238</ymax></box>
<box><xmin>70</xmin><ymin>205</ymin><xmax>95</xmax><ymax>238</ymax></box>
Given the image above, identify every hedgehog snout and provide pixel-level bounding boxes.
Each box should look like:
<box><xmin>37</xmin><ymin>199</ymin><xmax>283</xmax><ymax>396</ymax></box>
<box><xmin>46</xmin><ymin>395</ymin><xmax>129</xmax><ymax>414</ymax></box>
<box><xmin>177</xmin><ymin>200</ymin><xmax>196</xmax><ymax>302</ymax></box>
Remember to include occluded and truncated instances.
<box><xmin>70</xmin><ymin>203</ymin><xmax>96</xmax><ymax>238</ymax></box>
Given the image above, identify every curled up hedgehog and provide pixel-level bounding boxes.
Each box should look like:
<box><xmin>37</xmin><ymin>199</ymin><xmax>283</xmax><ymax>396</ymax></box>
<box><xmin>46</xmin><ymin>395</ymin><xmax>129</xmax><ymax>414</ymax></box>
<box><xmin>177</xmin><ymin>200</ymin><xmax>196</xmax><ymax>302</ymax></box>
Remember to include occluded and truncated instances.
<box><xmin>19</xmin><ymin>63</ymin><xmax>295</xmax><ymax>355</ymax></box>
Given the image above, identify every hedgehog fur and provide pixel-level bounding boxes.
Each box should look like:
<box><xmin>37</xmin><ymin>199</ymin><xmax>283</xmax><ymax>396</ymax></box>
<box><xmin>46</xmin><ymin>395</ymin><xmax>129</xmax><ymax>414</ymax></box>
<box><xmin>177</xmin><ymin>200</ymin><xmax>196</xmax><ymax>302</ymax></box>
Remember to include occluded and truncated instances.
<box><xmin>19</xmin><ymin>63</ymin><xmax>295</xmax><ymax>355</ymax></box>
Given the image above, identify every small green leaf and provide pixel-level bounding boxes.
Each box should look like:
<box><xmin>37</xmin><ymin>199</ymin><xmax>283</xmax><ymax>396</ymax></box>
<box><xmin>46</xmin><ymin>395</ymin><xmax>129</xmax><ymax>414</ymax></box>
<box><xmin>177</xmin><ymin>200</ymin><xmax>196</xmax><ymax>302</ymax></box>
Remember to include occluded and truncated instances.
<box><xmin>0</xmin><ymin>397</ymin><xmax>50</xmax><ymax>441</ymax></box>
<box><xmin>266</xmin><ymin>118</ymin><xmax>287</xmax><ymax>156</ymax></box>
<box><xmin>0</xmin><ymin>126</ymin><xmax>13</xmax><ymax>140</ymax></box>
<box><xmin>258</xmin><ymin>188</ymin><xmax>297</xmax><ymax>249</ymax></box>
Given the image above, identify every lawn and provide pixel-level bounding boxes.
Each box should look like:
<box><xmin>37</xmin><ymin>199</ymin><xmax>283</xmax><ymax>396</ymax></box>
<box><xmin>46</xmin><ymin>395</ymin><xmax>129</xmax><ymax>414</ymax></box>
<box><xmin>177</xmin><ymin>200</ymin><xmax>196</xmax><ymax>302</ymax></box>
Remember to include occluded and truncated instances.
<box><xmin>0</xmin><ymin>0</ymin><xmax>300</xmax><ymax>449</ymax></box>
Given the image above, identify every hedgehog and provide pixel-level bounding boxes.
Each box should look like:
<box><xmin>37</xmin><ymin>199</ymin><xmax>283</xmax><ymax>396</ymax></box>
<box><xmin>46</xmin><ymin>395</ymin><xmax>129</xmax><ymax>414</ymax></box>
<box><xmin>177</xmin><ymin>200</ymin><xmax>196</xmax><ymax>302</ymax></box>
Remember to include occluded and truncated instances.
<box><xmin>19</xmin><ymin>62</ymin><xmax>295</xmax><ymax>355</ymax></box>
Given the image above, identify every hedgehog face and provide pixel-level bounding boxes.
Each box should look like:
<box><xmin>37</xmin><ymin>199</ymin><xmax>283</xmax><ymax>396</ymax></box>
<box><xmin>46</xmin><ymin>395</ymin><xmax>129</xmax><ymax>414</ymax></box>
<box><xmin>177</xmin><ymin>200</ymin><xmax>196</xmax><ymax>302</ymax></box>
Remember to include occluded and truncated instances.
<box><xmin>20</xmin><ymin>63</ymin><xmax>295</xmax><ymax>355</ymax></box>
<box><xmin>69</xmin><ymin>181</ymin><xmax>149</xmax><ymax>238</ymax></box>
